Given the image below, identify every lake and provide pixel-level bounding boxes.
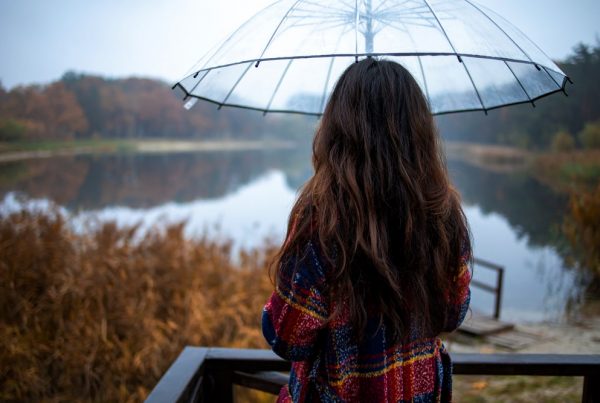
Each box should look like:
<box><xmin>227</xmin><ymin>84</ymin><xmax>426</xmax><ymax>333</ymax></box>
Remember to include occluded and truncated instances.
<box><xmin>0</xmin><ymin>147</ymin><xmax>584</xmax><ymax>324</ymax></box>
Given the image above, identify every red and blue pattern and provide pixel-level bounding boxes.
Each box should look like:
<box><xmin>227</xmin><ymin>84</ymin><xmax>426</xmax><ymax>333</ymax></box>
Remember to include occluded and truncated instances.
<box><xmin>262</xmin><ymin>240</ymin><xmax>471</xmax><ymax>402</ymax></box>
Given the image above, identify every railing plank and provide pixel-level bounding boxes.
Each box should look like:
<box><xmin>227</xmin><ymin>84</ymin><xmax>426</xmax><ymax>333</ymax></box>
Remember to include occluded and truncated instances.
<box><xmin>145</xmin><ymin>347</ymin><xmax>209</xmax><ymax>403</ymax></box>
<box><xmin>453</xmin><ymin>353</ymin><xmax>600</xmax><ymax>376</ymax></box>
<box><xmin>146</xmin><ymin>348</ymin><xmax>600</xmax><ymax>402</ymax></box>
<box><xmin>473</xmin><ymin>257</ymin><xmax>504</xmax><ymax>271</ymax></box>
<box><xmin>471</xmin><ymin>258</ymin><xmax>505</xmax><ymax>319</ymax></box>
<box><xmin>470</xmin><ymin>279</ymin><xmax>497</xmax><ymax>293</ymax></box>
<box><xmin>233</xmin><ymin>371</ymin><xmax>289</xmax><ymax>395</ymax></box>
<box><xmin>206</xmin><ymin>347</ymin><xmax>290</xmax><ymax>372</ymax></box>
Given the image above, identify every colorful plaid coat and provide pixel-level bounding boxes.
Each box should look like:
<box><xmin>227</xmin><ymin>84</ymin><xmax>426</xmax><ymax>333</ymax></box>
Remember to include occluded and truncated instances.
<box><xmin>262</xmin><ymin>241</ymin><xmax>471</xmax><ymax>402</ymax></box>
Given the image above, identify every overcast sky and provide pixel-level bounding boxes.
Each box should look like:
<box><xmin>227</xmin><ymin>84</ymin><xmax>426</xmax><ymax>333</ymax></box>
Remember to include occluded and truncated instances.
<box><xmin>0</xmin><ymin>0</ymin><xmax>598</xmax><ymax>89</ymax></box>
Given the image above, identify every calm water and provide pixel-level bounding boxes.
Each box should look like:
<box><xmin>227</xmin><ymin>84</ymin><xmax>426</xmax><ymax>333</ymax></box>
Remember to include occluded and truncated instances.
<box><xmin>0</xmin><ymin>148</ymin><xmax>582</xmax><ymax>324</ymax></box>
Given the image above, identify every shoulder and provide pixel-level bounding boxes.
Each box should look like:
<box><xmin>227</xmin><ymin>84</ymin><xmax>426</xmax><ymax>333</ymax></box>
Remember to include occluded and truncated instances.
<box><xmin>279</xmin><ymin>239</ymin><xmax>328</xmax><ymax>286</ymax></box>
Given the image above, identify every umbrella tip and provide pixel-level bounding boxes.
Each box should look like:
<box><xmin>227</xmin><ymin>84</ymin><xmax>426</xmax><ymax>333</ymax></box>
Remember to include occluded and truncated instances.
<box><xmin>171</xmin><ymin>83</ymin><xmax>178</xmax><ymax>90</ymax></box>
<box><xmin>255</xmin><ymin>60</ymin><xmax>261</xmax><ymax>68</ymax></box>
<box><xmin>184</xmin><ymin>98</ymin><xmax>198</xmax><ymax>110</ymax></box>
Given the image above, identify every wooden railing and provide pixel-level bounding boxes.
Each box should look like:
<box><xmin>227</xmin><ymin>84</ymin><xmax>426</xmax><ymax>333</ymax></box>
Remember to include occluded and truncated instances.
<box><xmin>146</xmin><ymin>347</ymin><xmax>600</xmax><ymax>403</ymax></box>
<box><xmin>472</xmin><ymin>257</ymin><xmax>505</xmax><ymax>319</ymax></box>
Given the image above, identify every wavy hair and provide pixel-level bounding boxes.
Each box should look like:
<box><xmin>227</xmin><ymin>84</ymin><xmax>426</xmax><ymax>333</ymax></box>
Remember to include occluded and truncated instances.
<box><xmin>274</xmin><ymin>58</ymin><xmax>470</xmax><ymax>341</ymax></box>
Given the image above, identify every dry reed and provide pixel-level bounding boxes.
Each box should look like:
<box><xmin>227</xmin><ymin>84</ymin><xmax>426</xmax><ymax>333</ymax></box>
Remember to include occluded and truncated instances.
<box><xmin>0</xmin><ymin>210</ymin><xmax>275</xmax><ymax>401</ymax></box>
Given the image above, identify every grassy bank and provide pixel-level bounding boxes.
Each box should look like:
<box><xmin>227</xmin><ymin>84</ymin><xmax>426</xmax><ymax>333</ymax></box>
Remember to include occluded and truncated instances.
<box><xmin>0</xmin><ymin>138</ymin><xmax>135</xmax><ymax>153</ymax></box>
<box><xmin>454</xmin><ymin>375</ymin><xmax>582</xmax><ymax>402</ymax></box>
<box><xmin>532</xmin><ymin>150</ymin><xmax>600</xmax><ymax>193</ymax></box>
<box><xmin>444</xmin><ymin>141</ymin><xmax>531</xmax><ymax>169</ymax></box>
<box><xmin>0</xmin><ymin>138</ymin><xmax>298</xmax><ymax>162</ymax></box>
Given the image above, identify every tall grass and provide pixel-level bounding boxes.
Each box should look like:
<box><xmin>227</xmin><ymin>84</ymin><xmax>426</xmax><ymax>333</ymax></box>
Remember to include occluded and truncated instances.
<box><xmin>0</xmin><ymin>210</ymin><xmax>275</xmax><ymax>401</ymax></box>
<box><xmin>564</xmin><ymin>183</ymin><xmax>600</xmax><ymax>284</ymax></box>
<box><xmin>532</xmin><ymin>150</ymin><xmax>600</xmax><ymax>192</ymax></box>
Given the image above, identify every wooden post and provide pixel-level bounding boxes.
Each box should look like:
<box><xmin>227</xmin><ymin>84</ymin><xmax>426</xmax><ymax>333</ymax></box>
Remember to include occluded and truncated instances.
<box><xmin>583</xmin><ymin>374</ymin><xmax>600</xmax><ymax>403</ymax></box>
<box><xmin>208</xmin><ymin>370</ymin><xmax>234</xmax><ymax>403</ymax></box>
<box><xmin>145</xmin><ymin>347</ymin><xmax>208</xmax><ymax>403</ymax></box>
<box><xmin>494</xmin><ymin>267</ymin><xmax>504</xmax><ymax>320</ymax></box>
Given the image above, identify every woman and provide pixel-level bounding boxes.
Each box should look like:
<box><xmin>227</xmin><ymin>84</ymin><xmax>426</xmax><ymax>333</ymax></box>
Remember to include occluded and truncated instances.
<box><xmin>262</xmin><ymin>58</ymin><xmax>471</xmax><ymax>402</ymax></box>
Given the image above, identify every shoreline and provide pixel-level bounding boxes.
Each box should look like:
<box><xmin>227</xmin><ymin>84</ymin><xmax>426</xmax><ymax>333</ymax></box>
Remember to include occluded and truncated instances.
<box><xmin>0</xmin><ymin>139</ymin><xmax>298</xmax><ymax>163</ymax></box>
<box><xmin>0</xmin><ymin>138</ymin><xmax>528</xmax><ymax>162</ymax></box>
<box><xmin>443</xmin><ymin>141</ymin><xmax>531</xmax><ymax>173</ymax></box>
<box><xmin>448</xmin><ymin>316</ymin><xmax>600</xmax><ymax>355</ymax></box>
<box><xmin>1</xmin><ymin>139</ymin><xmax>598</xmax><ymax>194</ymax></box>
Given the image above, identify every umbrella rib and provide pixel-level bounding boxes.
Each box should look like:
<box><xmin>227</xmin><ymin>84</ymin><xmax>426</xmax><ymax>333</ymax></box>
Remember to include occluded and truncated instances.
<box><xmin>194</xmin><ymin>53</ymin><xmax>555</xmax><ymax>74</ymax></box>
<box><xmin>379</xmin><ymin>17</ymin><xmax>431</xmax><ymax>102</ymax></box>
<box><xmin>460</xmin><ymin>61</ymin><xmax>487</xmax><ymax>113</ymax></box>
<box><xmin>422</xmin><ymin>0</ymin><xmax>487</xmax><ymax>113</ymax></box>
<box><xmin>317</xmin><ymin>22</ymin><xmax>349</xmax><ymax>114</ymax></box>
<box><xmin>194</xmin><ymin>1</ymin><xmax>283</xmax><ymax>74</ymax></box>
<box><xmin>185</xmin><ymin>84</ymin><xmax>565</xmax><ymax>117</ymax></box>
<box><xmin>255</xmin><ymin>0</ymin><xmax>303</xmax><ymax>68</ymax></box>
<box><xmin>462</xmin><ymin>0</ymin><xmax>535</xmax><ymax>64</ymax></box>
<box><xmin>264</xmin><ymin>59</ymin><xmax>294</xmax><ymax>114</ymax></box>
<box><xmin>319</xmin><ymin>53</ymin><xmax>337</xmax><ymax>115</ymax></box>
<box><xmin>185</xmin><ymin>69</ymin><xmax>211</xmax><ymax>98</ymax></box>
<box><xmin>503</xmin><ymin>61</ymin><xmax>535</xmax><ymax>107</ymax></box>
<box><xmin>417</xmin><ymin>56</ymin><xmax>430</xmax><ymax>103</ymax></box>
<box><xmin>541</xmin><ymin>65</ymin><xmax>565</xmax><ymax>90</ymax></box>
<box><xmin>217</xmin><ymin>62</ymin><xmax>253</xmax><ymax>109</ymax></box>
<box><xmin>461</xmin><ymin>0</ymin><xmax>566</xmax><ymax>87</ymax></box>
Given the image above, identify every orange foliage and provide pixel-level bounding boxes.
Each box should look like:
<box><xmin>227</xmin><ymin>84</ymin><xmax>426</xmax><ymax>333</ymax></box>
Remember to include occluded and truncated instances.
<box><xmin>0</xmin><ymin>83</ymin><xmax>88</xmax><ymax>140</ymax></box>
<box><xmin>0</xmin><ymin>211</ymin><xmax>275</xmax><ymax>401</ymax></box>
<box><xmin>564</xmin><ymin>183</ymin><xmax>600</xmax><ymax>278</ymax></box>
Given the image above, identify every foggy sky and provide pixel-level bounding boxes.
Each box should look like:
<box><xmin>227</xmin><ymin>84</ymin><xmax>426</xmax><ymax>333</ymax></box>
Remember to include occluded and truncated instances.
<box><xmin>0</xmin><ymin>0</ymin><xmax>598</xmax><ymax>88</ymax></box>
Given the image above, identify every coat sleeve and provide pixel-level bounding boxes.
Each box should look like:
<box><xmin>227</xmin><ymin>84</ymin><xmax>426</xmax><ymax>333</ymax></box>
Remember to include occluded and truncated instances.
<box><xmin>262</xmin><ymin>241</ymin><xmax>329</xmax><ymax>361</ymax></box>
<box><xmin>442</xmin><ymin>241</ymin><xmax>472</xmax><ymax>333</ymax></box>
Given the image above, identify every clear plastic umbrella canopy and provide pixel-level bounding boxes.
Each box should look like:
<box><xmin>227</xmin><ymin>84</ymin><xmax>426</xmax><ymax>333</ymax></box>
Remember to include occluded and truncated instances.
<box><xmin>174</xmin><ymin>0</ymin><xmax>570</xmax><ymax>116</ymax></box>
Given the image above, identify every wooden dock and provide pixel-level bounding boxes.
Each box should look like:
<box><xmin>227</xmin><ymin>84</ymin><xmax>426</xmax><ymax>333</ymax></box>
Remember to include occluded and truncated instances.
<box><xmin>458</xmin><ymin>312</ymin><xmax>546</xmax><ymax>350</ymax></box>
<box><xmin>459</xmin><ymin>312</ymin><xmax>514</xmax><ymax>336</ymax></box>
<box><xmin>456</xmin><ymin>258</ymin><xmax>549</xmax><ymax>350</ymax></box>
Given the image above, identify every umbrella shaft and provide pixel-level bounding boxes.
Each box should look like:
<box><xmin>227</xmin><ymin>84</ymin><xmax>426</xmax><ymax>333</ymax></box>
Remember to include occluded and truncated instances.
<box><xmin>365</xmin><ymin>0</ymin><xmax>373</xmax><ymax>54</ymax></box>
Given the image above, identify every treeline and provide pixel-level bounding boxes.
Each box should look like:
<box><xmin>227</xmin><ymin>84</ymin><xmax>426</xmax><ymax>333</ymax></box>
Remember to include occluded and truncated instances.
<box><xmin>437</xmin><ymin>41</ymin><xmax>600</xmax><ymax>149</ymax></box>
<box><xmin>0</xmin><ymin>73</ymin><xmax>314</xmax><ymax>142</ymax></box>
<box><xmin>1</xmin><ymin>41</ymin><xmax>599</xmax><ymax>147</ymax></box>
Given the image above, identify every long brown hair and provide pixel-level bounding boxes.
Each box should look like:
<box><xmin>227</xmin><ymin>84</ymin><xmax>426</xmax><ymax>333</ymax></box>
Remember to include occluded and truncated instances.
<box><xmin>274</xmin><ymin>58</ymin><xmax>470</xmax><ymax>341</ymax></box>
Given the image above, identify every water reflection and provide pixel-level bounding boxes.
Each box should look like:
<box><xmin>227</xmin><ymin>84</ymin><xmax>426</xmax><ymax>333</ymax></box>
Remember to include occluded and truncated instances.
<box><xmin>0</xmin><ymin>149</ymin><xmax>311</xmax><ymax>210</ymax></box>
<box><xmin>449</xmin><ymin>160</ymin><xmax>568</xmax><ymax>248</ymax></box>
<box><xmin>0</xmin><ymin>149</ymin><xmax>582</xmax><ymax>323</ymax></box>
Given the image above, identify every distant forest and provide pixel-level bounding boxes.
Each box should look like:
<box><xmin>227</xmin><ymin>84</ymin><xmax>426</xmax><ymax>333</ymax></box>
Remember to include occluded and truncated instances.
<box><xmin>0</xmin><ymin>73</ymin><xmax>314</xmax><ymax>142</ymax></box>
<box><xmin>0</xmin><ymin>42</ymin><xmax>599</xmax><ymax>149</ymax></box>
<box><xmin>437</xmin><ymin>42</ymin><xmax>600</xmax><ymax>149</ymax></box>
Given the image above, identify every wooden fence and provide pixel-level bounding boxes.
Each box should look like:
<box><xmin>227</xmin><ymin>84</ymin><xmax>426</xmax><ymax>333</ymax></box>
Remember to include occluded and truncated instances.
<box><xmin>146</xmin><ymin>347</ymin><xmax>600</xmax><ymax>403</ymax></box>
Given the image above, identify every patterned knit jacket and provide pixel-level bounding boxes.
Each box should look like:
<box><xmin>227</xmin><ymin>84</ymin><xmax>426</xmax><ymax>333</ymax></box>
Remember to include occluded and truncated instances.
<box><xmin>262</xmin><ymin>241</ymin><xmax>471</xmax><ymax>402</ymax></box>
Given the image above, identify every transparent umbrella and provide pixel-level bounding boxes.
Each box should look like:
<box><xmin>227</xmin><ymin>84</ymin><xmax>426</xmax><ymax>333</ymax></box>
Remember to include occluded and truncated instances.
<box><xmin>173</xmin><ymin>0</ymin><xmax>571</xmax><ymax>116</ymax></box>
